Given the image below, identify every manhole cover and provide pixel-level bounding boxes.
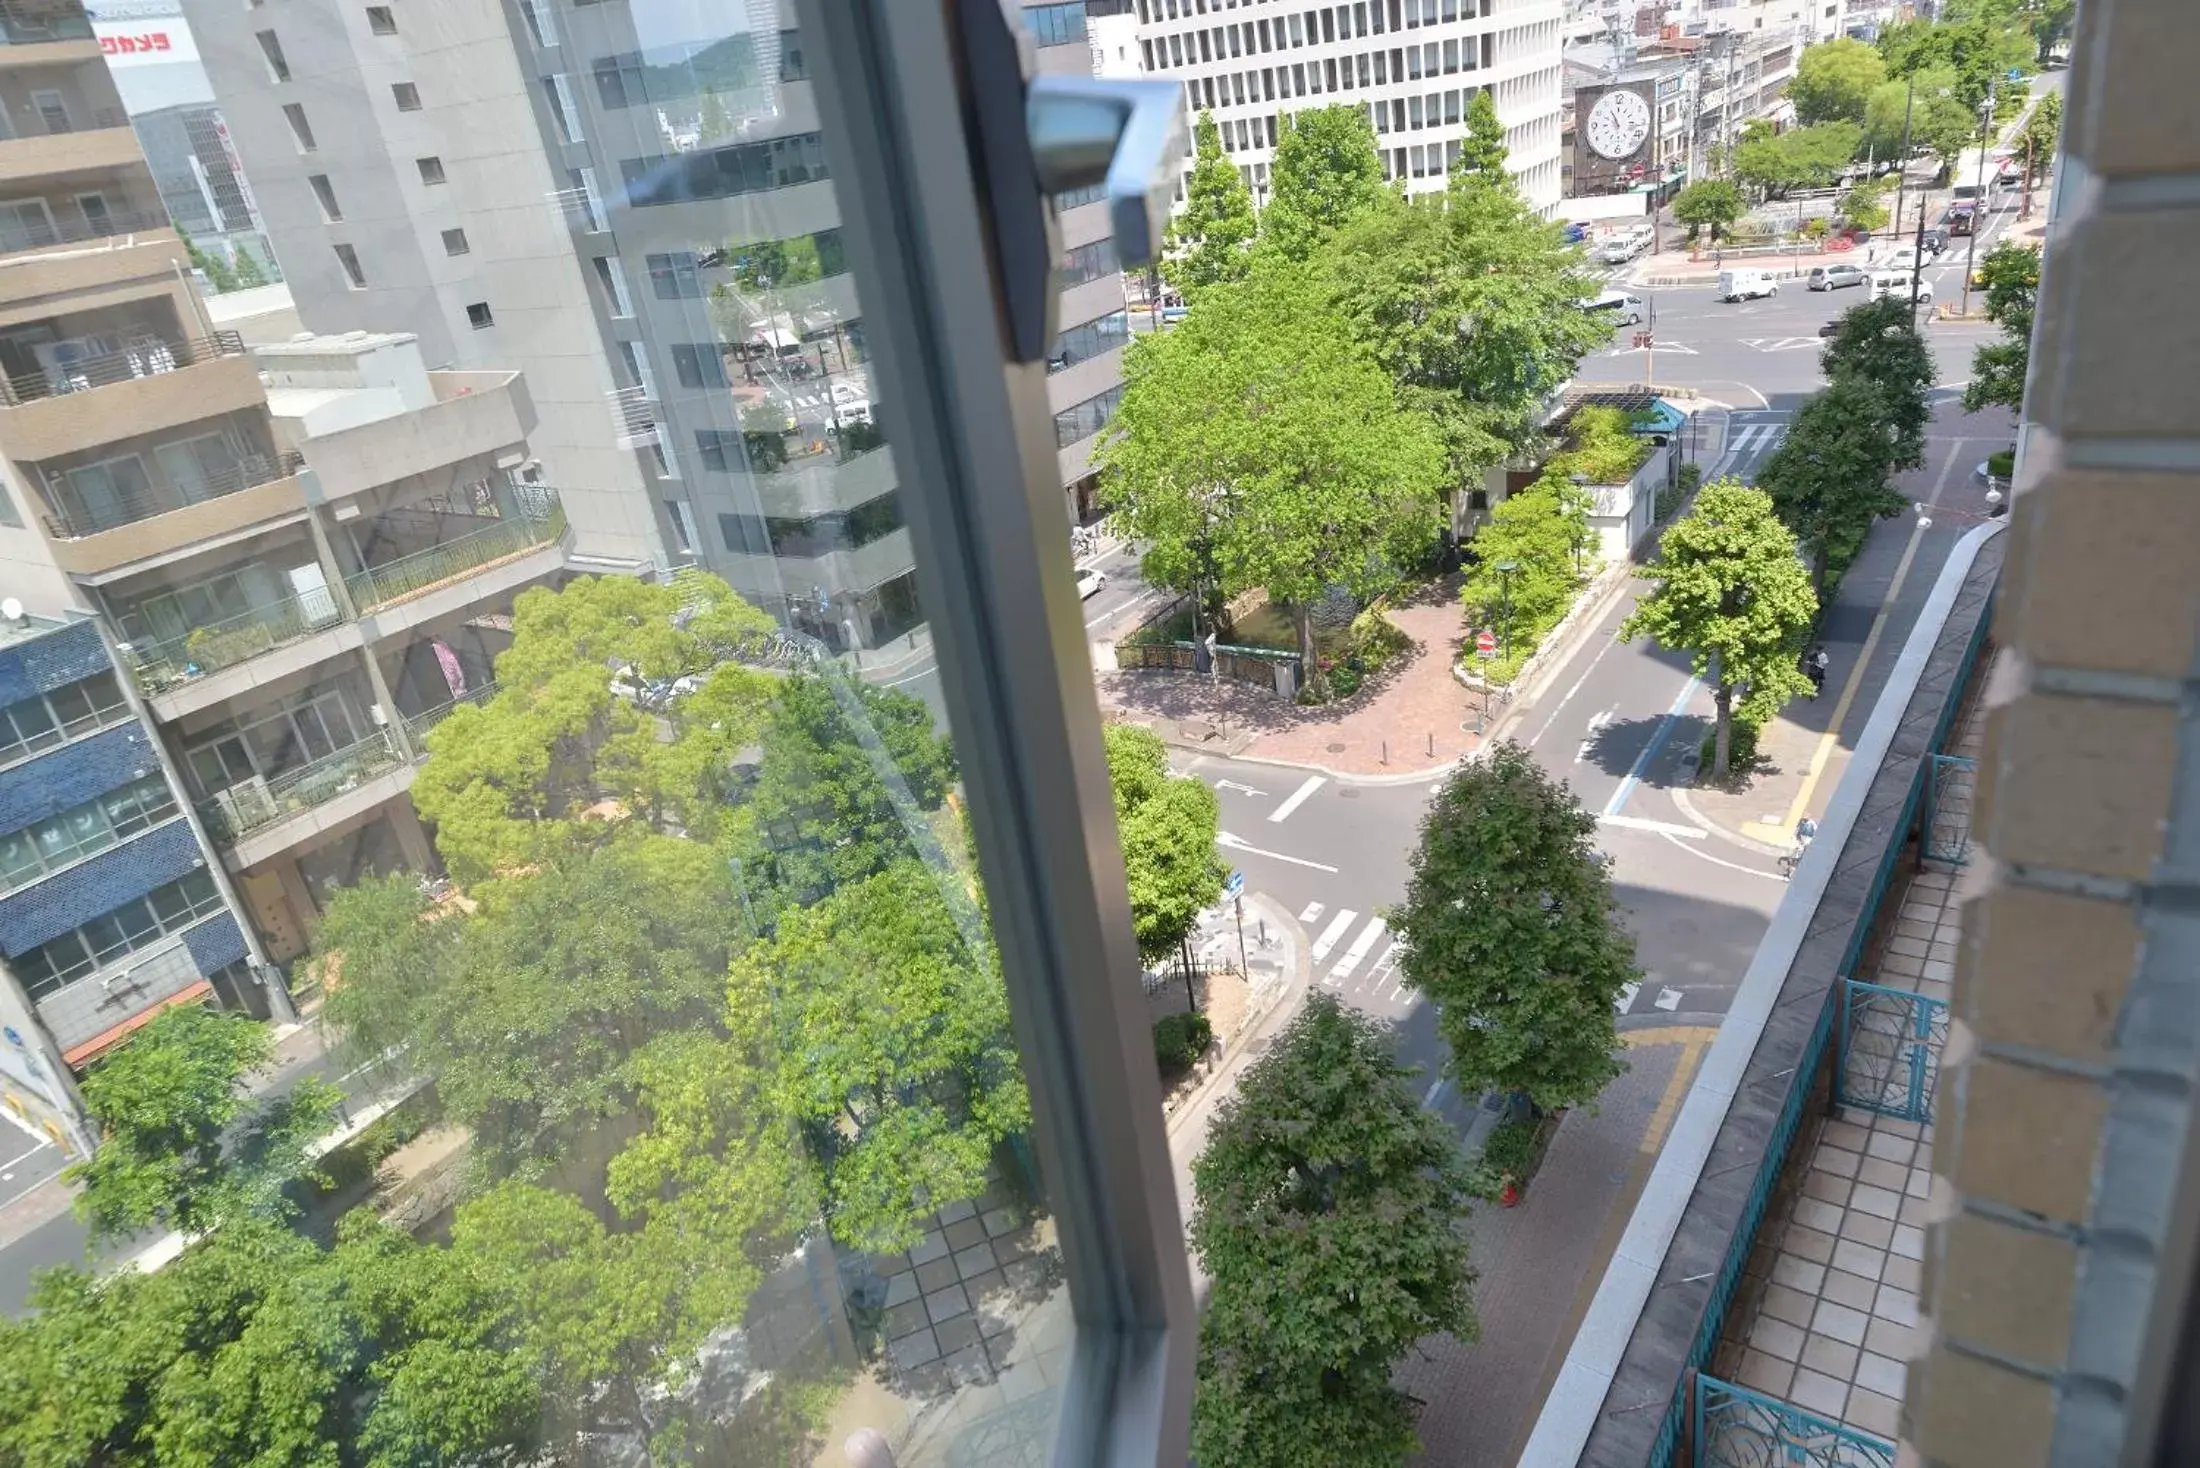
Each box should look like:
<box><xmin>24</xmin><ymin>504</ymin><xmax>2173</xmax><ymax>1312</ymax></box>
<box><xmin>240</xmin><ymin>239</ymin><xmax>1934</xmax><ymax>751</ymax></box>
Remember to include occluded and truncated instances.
<box><xmin>1326</xmin><ymin>742</ymin><xmax>1347</xmax><ymax>753</ymax></box>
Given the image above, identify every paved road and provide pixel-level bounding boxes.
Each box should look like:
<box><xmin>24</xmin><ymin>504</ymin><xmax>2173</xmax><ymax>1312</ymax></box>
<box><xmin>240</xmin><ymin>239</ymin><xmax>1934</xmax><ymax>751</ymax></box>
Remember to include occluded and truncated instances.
<box><xmin>0</xmin><ymin>1029</ymin><xmax>405</xmax><ymax>1316</ymax></box>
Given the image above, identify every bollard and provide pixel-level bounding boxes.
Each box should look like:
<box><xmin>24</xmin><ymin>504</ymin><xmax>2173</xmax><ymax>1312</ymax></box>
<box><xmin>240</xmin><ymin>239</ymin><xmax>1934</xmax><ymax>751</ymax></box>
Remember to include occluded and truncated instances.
<box><xmin>1428</xmin><ymin>730</ymin><xmax>1434</xmax><ymax>757</ymax></box>
<box><xmin>1381</xmin><ymin>738</ymin><xmax>1388</xmax><ymax>765</ymax></box>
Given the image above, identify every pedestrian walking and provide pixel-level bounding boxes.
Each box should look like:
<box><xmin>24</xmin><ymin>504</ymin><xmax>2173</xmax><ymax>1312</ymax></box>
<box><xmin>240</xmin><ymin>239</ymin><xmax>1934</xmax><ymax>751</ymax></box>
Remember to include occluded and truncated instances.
<box><xmin>1806</xmin><ymin>645</ymin><xmax>1830</xmax><ymax>698</ymax></box>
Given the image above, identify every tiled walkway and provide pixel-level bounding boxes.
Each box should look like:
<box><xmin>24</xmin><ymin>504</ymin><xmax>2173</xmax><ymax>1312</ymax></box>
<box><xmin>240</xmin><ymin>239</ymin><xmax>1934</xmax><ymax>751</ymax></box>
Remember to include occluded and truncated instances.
<box><xmin>1710</xmin><ymin>708</ymin><xmax>1981</xmax><ymax>1441</ymax></box>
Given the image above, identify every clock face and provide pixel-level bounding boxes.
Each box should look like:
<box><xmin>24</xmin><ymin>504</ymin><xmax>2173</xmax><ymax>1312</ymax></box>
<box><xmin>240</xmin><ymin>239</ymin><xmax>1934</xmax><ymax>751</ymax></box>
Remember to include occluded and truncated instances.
<box><xmin>1586</xmin><ymin>89</ymin><xmax>1652</xmax><ymax>161</ymax></box>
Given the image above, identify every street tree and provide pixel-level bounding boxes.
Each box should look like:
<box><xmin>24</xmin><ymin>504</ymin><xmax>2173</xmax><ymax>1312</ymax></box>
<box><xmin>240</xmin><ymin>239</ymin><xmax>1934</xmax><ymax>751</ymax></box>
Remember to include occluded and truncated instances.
<box><xmin>1819</xmin><ymin>294</ymin><xmax>1935</xmax><ymax>470</ymax></box>
<box><xmin>735</xmin><ymin>672</ymin><xmax>960</xmax><ymax>910</ymax></box>
<box><xmin>1104</xmin><ymin>724</ymin><xmax>1228</xmax><ymax>970</ymax></box>
<box><xmin>731</xmin><ymin>860</ymin><xmax>1029</xmax><ymax>1253</ymax></box>
<box><xmin>1734</xmin><ymin>121</ymin><xmax>1863</xmax><ymax>197</ymax></box>
<box><xmin>63</xmin><ymin>1006</ymin><xmax>340</xmax><ymax>1243</ymax></box>
<box><xmin>1880</xmin><ymin>8</ymin><xmax>2034</xmax><ymax>112</ymax></box>
<box><xmin>1839</xmin><ymin>176</ymin><xmax>1892</xmax><ymax>231</ymax></box>
<box><xmin>1258</xmin><ymin>104</ymin><xmax>1388</xmax><ymax>261</ymax></box>
<box><xmin>1620</xmin><ymin>480</ymin><xmax>1818</xmax><ymax>778</ymax></box>
<box><xmin>1672</xmin><ymin>178</ymin><xmax>1746</xmax><ymax>244</ymax></box>
<box><xmin>2020</xmin><ymin>90</ymin><xmax>2061</xmax><ymax>183</ymax></box>
<box><xmin>1451</xmin><ymin>87</ymin><xmax>1510</xmax><ymax>181</ymax></box>
<box><xmin>1098</xmin><ymin>260</ymin><xmax>1447</xmax><ymax>693</ymax></box>
<box><xmin>1791</xmin><ymin>37</ymin><xmax>1888</xmax><ymax>125</ymax></box>
<box><xmin>1757</xmin><ymin>374</ymin><xmax>1908</xmax><ymax>599</ymax></box>
<box><xmin>1388</xmin><ymin>743</ymin><xmax>1638</xmax><ymax>1115</ymax></box>
<box><xmin>1190</xmin><ymin>993</ymin><xmax>1479</xmax><ymax>1468</ymax></box>
<box><xmin>1324</xmin><ymin>127</ymin><xmax>1605</xmax><ymax>491</ymax></box>
<box><xmin>1963</xmin><ymin>240</ymin><xmax>2042</xmax><ymax>414</ymax></box>
<box><xmin>409</xmin><ymin>572</ymin><xmax>777</xmax><ymax>885</ymax></box>
<box><xmin>314</xmin><ymin>835</ymin><xmax>743</xmax><ymax>1177</ymax></box>
<box><xmin>1862</xmin><ymin>68</ymin><xmax>1977</xmax><ymax>176</ymax></box>
<box><xmin>1164</xmin><ymin>111</ymin><xmax>1259</xmax><ymax>297</ymax></box>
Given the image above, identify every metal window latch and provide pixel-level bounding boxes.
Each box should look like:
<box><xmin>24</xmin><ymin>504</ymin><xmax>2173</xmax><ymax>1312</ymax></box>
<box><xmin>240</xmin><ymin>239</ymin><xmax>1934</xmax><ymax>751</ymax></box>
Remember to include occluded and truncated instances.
<box><xmin>958</xmin><ymin>0</ymin><xmax>1186</xmax><ymax>364</ymax></box>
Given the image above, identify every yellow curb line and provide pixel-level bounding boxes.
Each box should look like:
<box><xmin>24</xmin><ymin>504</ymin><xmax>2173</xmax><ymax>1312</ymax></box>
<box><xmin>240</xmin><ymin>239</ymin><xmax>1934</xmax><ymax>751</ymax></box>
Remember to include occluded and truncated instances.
<box><xmin>1626</xmin><ymin>1026</ymin><xmax>1719</xmax><ymax>1157</ymax></box>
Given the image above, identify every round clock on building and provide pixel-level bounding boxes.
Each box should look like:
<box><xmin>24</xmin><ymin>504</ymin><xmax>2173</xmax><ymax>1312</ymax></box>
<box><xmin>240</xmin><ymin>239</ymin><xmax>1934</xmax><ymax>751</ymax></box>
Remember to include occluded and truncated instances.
<box><xmin>1585</xmin><ymin>88</ymin><xmax>1653</xmax><ymax>161</ymax></box>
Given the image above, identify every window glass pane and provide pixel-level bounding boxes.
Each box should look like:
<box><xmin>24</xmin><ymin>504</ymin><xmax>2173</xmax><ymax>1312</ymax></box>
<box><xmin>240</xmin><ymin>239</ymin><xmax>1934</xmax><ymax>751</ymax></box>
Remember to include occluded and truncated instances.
<box><xmin>0</xmin><ymin>9</ymin><xmax>1194</xmax><ymax>1464</ymax></box>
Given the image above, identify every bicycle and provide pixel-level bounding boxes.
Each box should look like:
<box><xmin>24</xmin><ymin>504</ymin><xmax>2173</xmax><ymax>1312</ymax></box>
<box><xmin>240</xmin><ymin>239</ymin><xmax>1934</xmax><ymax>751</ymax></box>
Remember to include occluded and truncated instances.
<box><xmin>1778</xmin><ymin>840</ymin><xmax>1810</xmax><ymax>880</ymax></box>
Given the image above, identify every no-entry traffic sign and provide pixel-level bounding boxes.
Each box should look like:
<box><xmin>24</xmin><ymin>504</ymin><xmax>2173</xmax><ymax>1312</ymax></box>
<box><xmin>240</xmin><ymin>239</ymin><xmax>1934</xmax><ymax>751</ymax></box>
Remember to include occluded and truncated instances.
<box><xmin>1475</xmin><ymin>630</ymin><xmax>1496</xmax><ymax>658</ymax></box>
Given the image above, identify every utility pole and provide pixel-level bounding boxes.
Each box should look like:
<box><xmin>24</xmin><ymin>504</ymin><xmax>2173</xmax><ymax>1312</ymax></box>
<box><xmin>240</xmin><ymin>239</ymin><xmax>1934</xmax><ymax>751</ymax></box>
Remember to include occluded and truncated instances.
<box><xmin>1889</xmin><ymin>74</ymin><xmax>1916</xmax><ymax>240</ymax></box>
<box><xmin>1959</xmin><ymin>89</ymin><xmax>1995</xmax><ymax>319</ymax></box>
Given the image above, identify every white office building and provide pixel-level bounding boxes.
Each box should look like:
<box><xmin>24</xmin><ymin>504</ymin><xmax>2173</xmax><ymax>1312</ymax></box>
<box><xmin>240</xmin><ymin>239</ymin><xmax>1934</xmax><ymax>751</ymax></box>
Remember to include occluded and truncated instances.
<box><xmin>1130</xmin><ymin>0</ymin><xmax>1567</xmax><ymax>214</ymax></box>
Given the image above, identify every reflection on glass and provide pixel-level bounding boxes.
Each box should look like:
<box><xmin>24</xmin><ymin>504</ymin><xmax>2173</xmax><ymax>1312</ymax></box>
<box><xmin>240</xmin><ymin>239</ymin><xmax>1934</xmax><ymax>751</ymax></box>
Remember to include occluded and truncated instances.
<box><xmin>0</xmin><ymin>6</ymin><xmax>1072</xmax><ymax>1468</ymax></box>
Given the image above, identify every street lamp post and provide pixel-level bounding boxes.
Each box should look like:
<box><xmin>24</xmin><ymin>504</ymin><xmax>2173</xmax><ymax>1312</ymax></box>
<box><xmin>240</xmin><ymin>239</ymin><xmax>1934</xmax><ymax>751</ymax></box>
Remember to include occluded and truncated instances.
<box><xmin>1890</xmin><ymin>75</ymin><xmax>1916</xmax><ymax>240</ymax></box>
<box><xmin>1495</xmin><ymin>558</ymin><xmax>1518</xmax><ymax>662</ymax></box>
<box><xmin>1959</xmin><ymin>90</ymin><xmax>1996</xmax><ymax>320</ymax></box>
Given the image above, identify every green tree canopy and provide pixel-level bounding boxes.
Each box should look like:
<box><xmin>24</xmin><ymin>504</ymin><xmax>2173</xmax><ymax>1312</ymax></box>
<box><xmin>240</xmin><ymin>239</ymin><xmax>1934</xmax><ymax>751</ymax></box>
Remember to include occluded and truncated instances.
<box><xmin>63</xmin><ymin>1006</ymin><xmax>340</xmax><ymax>1243</ymax></box>
<box><xmin>1323</xmin><ymin>137</ymin><xmax>1605</xmax><ymax>488</ymax></box>
<box><xmin>1791</xmin><ymin>37</ymin><xmax>1889</xmax><ymax>125</ymax></box>
<box><xmin>1388</xmin><ymin>743</ymin><xmax>1637</xmax><ymax>1113</ymax></box>
<box><xmin>1258</xmin><ymin>104</ymin><xmax>1388</xmax><ymax>261</ymax></box>
<box><xmin>1963</xmin><ymin>240</ymin><xmax>2042</xmax><ymax>413</ymax></box>
<box><xmin>734</xmin><ymin>672</ymin><xmax>960</xmax><ymax>910</ymax></box>
<box><xmin>1103</xmin><ymin>723</ymin><xmax>1227</xmax><ymax>965</ymax></box>
<box><xmin>1734</xmin><ymin>121</ymin><xmax>1864</xmax><ymax>197</ymax></box>
<box><xmin>1190</xmin><ymin>993</ymin><xmax>1478</xmax><ymax>1467</ymax></box>
<box><xmin>2020</xmin><ymin>89</ymin><xmax>2060</xmax><ymax>181</ymax></box>
<box><xmin>1757</xmin><ymin>374</ymin><xmax>1909</xmax><ymax>598</ymax></box>
<box><xmin>1164</xmin><ymin>111</ymin><xmax>1259</xmax><ymax>296</ymax></box>
<box><xmin>1451</xmin><ymin>87</ymin><xmax>1510</xmax><ymax>181</ymax></box>
<box><xmin>1819</xmin><ymin>294</ymin><xmax>1935</xmax><ymax>470</ymax></box>
<box><xmin>1861</xmin><ymin>67</ymin><xmax>1978</xmax><ymax>173</ymax></box>
<box><xmin>732</xmin><ymin>861</ymin><xmax>1028</xmax><ymax>1253</ymax></box>
<box><xmin>1839</xmin><ymin>176</ymin><xmax>1892</xmax><ymax>231</ymax></box>
<box><xmin>1672</xmin><ymin>178</ymin><xmax>1746</xmax><ymax>241</ymax></box>
<box><xmin>1620</xmin><ymin>480</ymin><xmax>1818</xmax><ymax>777</ymax></box>
<box><xmin>1098</xmin><ymin>259</ymin><xmax>1447</xmax><ymax>689</ymax></box>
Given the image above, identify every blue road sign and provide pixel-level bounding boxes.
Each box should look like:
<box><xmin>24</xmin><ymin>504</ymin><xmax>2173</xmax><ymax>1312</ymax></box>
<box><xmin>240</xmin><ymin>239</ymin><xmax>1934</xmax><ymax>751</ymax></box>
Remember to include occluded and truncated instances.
<box><xmin>1224</xmin><ymin>869</ymin><xmax>1245</xmax><ymax>898</ymax></box>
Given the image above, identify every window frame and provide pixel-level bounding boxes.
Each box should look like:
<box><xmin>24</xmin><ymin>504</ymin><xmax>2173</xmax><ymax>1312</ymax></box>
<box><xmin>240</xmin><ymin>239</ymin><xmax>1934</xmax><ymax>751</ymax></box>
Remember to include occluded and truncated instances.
<box><xmin>797</xmin><ymin>3</ymin><xmax>1196</xmax><ymax>1461</ymax></box>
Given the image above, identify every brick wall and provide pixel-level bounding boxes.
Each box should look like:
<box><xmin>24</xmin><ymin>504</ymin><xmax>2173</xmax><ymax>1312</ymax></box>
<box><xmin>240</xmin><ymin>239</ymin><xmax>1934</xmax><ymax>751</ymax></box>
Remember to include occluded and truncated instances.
<box><xmin>1907</xmin><ymin>2</ymin><xmax>2200</xmax><ymax>1464</ymax></box>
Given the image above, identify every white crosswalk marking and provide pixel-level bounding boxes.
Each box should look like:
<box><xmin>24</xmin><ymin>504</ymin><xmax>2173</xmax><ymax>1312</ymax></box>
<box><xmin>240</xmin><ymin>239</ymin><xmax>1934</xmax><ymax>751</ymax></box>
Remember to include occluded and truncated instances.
<box><xmin>1310</xmin><ymin>909</ymin><xmax>1357</xmax><ymax>965</ymax></box>
<box><xmin>1299</xmin><ymin>901</ymin><xmax>1325</xmax><ymax>924</ymax></box>
<box><xmin>1654</xmin><ymin>987</ymin><xmax>1684</xmax><ymax>1011</ymax></box>
<box><xmin>1614</xmin><ymin>979</ymin><xmax>1642</xmax><ymax>1014</ymax></box>
<box><xmin>1329</xmin><ymin>917</ymin><xmax>1388</xmax><ymax>982</ymax></box>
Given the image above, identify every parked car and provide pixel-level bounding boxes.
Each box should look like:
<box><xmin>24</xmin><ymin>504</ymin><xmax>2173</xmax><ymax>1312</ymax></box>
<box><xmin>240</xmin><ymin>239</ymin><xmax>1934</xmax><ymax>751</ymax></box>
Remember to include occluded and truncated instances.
<box><xmin>1717</xmin><ymin>268</ymin><xmax>1780</xmax><ymax>301</ymax></box>
<box><xmin>1808</xmin><ymin>264</ymin><xmax>1868</xmax><ymax>291</ymax></box>
<box><xmin>1075</xmin><ymin>567</ymin><xmax>1107</xmax><ymax>600</ymax></box>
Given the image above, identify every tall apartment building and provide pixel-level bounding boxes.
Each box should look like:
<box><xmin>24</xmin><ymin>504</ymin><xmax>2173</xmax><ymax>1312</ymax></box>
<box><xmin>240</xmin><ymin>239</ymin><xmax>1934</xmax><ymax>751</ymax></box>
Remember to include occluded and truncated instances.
<box><xmin>1129</xmin><ymin>0</ymin><xmax>1568</xmax><ymax>215</ymax></box>
<box><xmin>0</xmin><ymin>2</ymin><xmax>569</xmax><ymax>1086</ymax></box>
<box><xmin>186</xmin><ymin>0</ymin><xmax>1133</xmax><ymax>652</ymax></box>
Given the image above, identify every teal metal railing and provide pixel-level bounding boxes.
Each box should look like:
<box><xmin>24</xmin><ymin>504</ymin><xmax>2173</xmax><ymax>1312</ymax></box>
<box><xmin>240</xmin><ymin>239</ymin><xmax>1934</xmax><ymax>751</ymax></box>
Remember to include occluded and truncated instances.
<box><xmin>403</xmin><ymin>683</ymin><xmax>498</xmax><ymax>744</ymax></box>
<box><xmin>345</xmin><ymin>489</ymin><xmax>565</xmax><ymax>612</ymax></box>
<box><xmin>1839</xmin><ymin>981</ymin><xmax>1950</xmax><ymax>1123</ymax></box>
<box><xmin>1695</xmin><ymin>1374</ymin><xmax>1895</xmax><ymax>1468</ymax></box>
<box><xmin>1923</xmin><ymin>753</ymin><xmax>1977</xmax><ymax>865</ymax></box>
<box><xmin>1644</xmin><ymin>585</ymin><xmax>1996</xmax><ymax>1468</ymax></box>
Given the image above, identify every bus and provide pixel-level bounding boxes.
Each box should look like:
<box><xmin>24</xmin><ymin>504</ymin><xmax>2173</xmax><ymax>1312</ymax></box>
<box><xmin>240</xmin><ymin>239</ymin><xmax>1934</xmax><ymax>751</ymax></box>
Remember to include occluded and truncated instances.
<box><xmin>1949</xmin><ymin>147</ymin><xmax>2020</xmax><ymax>210</ymax></box>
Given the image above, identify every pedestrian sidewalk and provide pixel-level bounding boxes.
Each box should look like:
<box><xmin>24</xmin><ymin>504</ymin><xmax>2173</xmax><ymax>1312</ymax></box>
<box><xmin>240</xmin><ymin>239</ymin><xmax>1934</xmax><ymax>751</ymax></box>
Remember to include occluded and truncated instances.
<box><xmin>1096</xmin><ymin>578</ymin><xmax>1489</xmax><ymax>779</ymax></box>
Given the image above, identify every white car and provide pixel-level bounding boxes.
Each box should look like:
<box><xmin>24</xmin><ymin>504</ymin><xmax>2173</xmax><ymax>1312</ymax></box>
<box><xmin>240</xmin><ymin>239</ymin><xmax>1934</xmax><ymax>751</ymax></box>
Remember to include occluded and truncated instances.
<box><xmin>1585</xmin><ymin>289</ymin><xmax>1647</xmax><ymax>326</ymax></box>
<box><xmin>1075</xmin><ymin>568</ymin><xmax>1107</xmax><ymax>600</ymax></box>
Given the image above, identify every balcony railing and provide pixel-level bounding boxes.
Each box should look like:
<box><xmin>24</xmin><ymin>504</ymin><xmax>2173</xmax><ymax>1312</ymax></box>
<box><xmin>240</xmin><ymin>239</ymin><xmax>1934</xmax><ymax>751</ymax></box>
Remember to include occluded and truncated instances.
<box><xmin>1</xmin><ymin>329</ymin><xmax>246</xmax><ymax>408</ymax></box>
<box><xmin>404</xmin><ymin>683</ymin><xmax>499</xmax><ymax>744</ymax></box>
<box><xmin>0</xmin><ymin>2</ymin><xmax>95</xmax><ymax>44</ymax></box>
<box><xmin>0</xmin><ymin>205</ymin><xmax>172</xmax><ymax>255</ymax></box>
<box><xmin>344</xmin><ymin>488</ymin><xmax>566</xmax><ymax>612</ymax></box>
<box><xmin>40</xmin><ymin>448</ymin><xmax>305</xmax><ymax>540</ymax></box>
<box><xmin>198</xmin><ymin>729</ymin><xmax>408</xmax><ymax>844</ymax></box>
<box><xmin>121</xmin><ymin>585</ymin><xmax>345</xmax><ymax>694</ymax></box>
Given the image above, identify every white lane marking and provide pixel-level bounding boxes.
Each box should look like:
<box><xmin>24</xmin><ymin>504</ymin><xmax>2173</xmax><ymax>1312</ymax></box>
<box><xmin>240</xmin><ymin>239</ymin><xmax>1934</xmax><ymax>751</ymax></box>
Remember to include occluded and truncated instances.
<box><xmin>1217</xmin><ymin>831</ymin><xmax>1340</xmax><ymax>873</ymax></box>
<box><xmin>0</xmin><ymin>1136</ymin><xmax>51</xmax><ymax>1171</ymax></box>
<box><xmin>1329</xmin><ymin>918</ymin><xmax>1389</xmax><ymax>981</ymax></box>
<box><xmin>1299</xmin><ymin>900</ymin><xmax>1325</xmax><ymax>924</ymax></box>
<box><xmin>1615</xmin><ymin>979</ymin><xmax>1642</xmax><ymax>1014</ymax></box>
<box><xmin>1310</xmin><ymin>909</ymin><xmax>1358</xmax><ymax>964</ymax></box>
<box><xmin>1215</xmin><ymin>779</ymin><xmax>1268</xmax><ymax>797</ymax></box>
<box><xmin>1423</xmin><ymin>1078</ymin><xmax>1449</xmax><ymax>1108</ymax></box>
<box><xmin>1657</xmin><ymin>827</ymin><xmax>1788</xmax><ymax>881</ymax></box>
<box><xmin>1528</xmin><ymin>636</ymin><xmax>1624</xmax><ymax>747</ymax></box>
<box><xmin>1599</xmin><ymin>813</ymin><xmax>1709</xmax><ymax>840</ymax></box>
<box><xmin>1655</xmin><ymin>987</ymin><xmax>1684</xmax><ymax>1011</ymax></box>
<box><xmin>0</xmin><ymin>1104</ymin><xmax>39</xmax><ymax>1143</ymax></box>
<box><xmin>1575</xmin><ymin>709</ymin><xmax>1614</xmax><ymax>763</ymax></box>
<box><xmin>1267</xmin><ymin>774</ymin><xmax>1326</xmax><ymax>824</ymax></box>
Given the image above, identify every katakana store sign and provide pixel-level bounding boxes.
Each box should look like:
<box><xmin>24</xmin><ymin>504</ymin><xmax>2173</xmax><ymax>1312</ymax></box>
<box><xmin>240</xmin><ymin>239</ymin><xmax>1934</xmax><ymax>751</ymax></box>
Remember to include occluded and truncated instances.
<box><xmin>93</xmin><ymin>20</ymin><xmax>201</xmax><ymax>66</ymax></box>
